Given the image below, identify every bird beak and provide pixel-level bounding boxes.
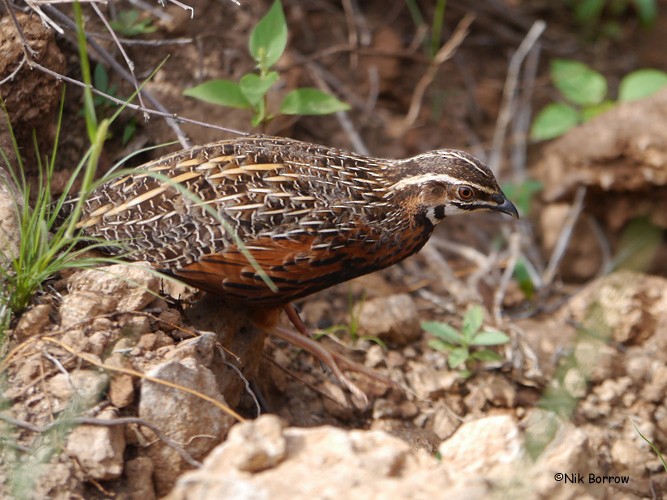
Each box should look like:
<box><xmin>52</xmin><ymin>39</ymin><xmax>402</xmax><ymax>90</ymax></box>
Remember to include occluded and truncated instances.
<box><xmin>494</xmin><ymin>196</ymin><xmax>519</xmax><ymax>219</ymax></box>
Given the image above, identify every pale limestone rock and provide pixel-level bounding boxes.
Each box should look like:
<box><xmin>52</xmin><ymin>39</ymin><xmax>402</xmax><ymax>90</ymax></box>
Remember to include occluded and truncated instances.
<box><xmin>67</xmin><ymin>263</ymin><xmax>159</xmax><ymax>312</ymax></box>
<box><xmin>65</xmin><ymin>408</ymin><xmax>126</xmax><ymax>480</ymax></box>
<box><xmin>139</xmin><ymin>356</ymin><xmax>234</xmax><ymax>495</ymax></box>
<box><xmin>357</xmin><ymin>294</ymin><xmax>421</xmax><ymax>345</ymax></box>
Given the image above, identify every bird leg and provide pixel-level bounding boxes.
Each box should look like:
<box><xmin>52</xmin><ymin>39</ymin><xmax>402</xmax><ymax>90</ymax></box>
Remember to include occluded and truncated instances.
<box><xmin>269</xmin><ymin>323</ymin><xmax>368</xmax><ymax>406</ymax></box>
<box><xmin>282</xmin><ymin>304</ymin><xmax>395</xmax><ymax>390</ymax></box>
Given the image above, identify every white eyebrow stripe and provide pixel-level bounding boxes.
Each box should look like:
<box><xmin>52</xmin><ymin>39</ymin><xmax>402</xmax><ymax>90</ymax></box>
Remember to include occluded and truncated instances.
<box><xmin>389</xmin><ymin>173</ymin><xmax>459</xmax><ymax>190</ymax></box>
<box><xmin>389</xmin><ymin>173</ymin><xmax>497</xmax><ymax>194</ymax></box>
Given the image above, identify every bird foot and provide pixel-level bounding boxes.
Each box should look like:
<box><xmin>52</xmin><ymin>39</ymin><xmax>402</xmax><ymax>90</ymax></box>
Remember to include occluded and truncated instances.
<box><xmin>270</xmin><ymin>324</ymin><xmax>369</xmax><ymax>407</ymax></box>
<box><xmin>281</xmin><ymin>304</ymin><xmax>396</xmax><ymax>402</ymax></box>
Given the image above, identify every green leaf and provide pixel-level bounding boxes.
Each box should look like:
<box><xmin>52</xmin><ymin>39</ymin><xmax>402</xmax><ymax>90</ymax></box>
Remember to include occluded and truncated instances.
<box><xmin>461</xmin><ymin>306</ymin><xmax>484</xmax><ymax>340</ymax></box>
<box><xmin>471</xmin><ymin>329</ymin><xmax>510</xmax><ymax>346</ymax></box>
<box><xmin>110</xmin><ymin>9</ymin><xmax>156</xmax><ymax>36</ymax></box>
<box><xmin>251</xmin><ymin>99</ymin><xmax>268</xmax><ymax>126</ymax></box>
<box><xmin>421</xmin><ymin>321</ymin><xmax>461</xmax><ymax>344</ymax></box>
<box><xmin>632</xmin><ymin>0</ymin><xmax>658</xmax><ymax>27</ymax></box>
<box><xmin>94</xmin><ymin>64</ymin><xmax>109</xmax><ymax>92</ymax></box>
<box><xmin>581</xmin><ymin>100</ymin><xmax>615</xmax><ymax>121</ymax></box>
<box><xmin>530</xmin><ymin>103</ymin><xmax>581</xmax><ymax>141</ymax></box>
<box><xmin>513</xmin><ymin>258</ymin><xmax>536</xmax><ymax>299</ymax></box>
<box><xmin>447</xmin><ymin>347</ymin><xmax>469</xmax><ymax>369</ymax></box>
<box><xmin>183</xmin><ymin>80</ymin><xmax>251</xmax><ymax>109</ymax></box>
<box><xmin>249</xmin><ymin>0</ymin><xmax>288</xmax><ymax>69</ymax></box>
<box><xmin>427</xmin><ymin>339</ymin><xmax>457</xmax><ymax>352</ymax></box>
<box><xmin>619</xmin><ymin>69</ymin><xmax>667</xmax><ymax>102</ymax></box>
<box><xmin>239</xmin><ymin>72</ymin><xmax>280</xmax><ymax>106</ymax></box>
<box><xmin>121</xmin><ymin>119</ymin><xmax>137</xmax><ymax>146</ymax></box>
<box><xmin>551</xmin><ymin>59</ymin><xmax>607</xmax><ymax>106</ymax></box>
<box><xmin>470</xmin><ymin>349</ymin><xmax>503</xmax><ymax>362</ymax></box>
<box><xmin>573</xmin><ymin>0</ymin><xmax>605</xmax><ymax>24</ymax></box>
<box><xmin>280</xmin><ymin>88</ymin><xmax>350</xmax><ymax>115</ymax></box>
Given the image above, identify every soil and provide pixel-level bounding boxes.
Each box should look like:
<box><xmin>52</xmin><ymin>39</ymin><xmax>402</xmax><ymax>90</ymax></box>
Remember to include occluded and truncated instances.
<box><xmin>1</xmin><ymin>1</ymin><xmax>667</xmax><ymax>498</ymax></box>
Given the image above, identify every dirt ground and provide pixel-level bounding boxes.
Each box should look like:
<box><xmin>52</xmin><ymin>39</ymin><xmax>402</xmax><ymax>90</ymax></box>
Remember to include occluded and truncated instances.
<box><xmin>1</xmin><ymin>1</ymin><xmax>667</xmax><ymax>498</ymax></box>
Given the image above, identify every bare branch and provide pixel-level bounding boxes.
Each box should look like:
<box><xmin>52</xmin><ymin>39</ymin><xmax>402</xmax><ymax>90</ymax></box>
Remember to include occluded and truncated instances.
<box><xmin>0</xmin><ymin>413</ymin><xmax>203</xmax><ymax>468</ymax></box>
<box><xmin>488</xmin><ymin>20</ymin><xmax>546</xmax><ymax>175</ymax></box>
<box><xmin>403</xmin><ymin>13</ymin><xmax>475</xmax><ymax>129</ymax></box>
<box><xmin>543</xmin><ymin>186</ymin><xmax>587</xmax><ymax>285</ymax></box>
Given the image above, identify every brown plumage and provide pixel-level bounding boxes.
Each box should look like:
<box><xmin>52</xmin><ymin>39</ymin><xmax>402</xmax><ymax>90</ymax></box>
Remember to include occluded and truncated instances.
<box><xmin>67</xmin><ymin>135</ymin><xmax>518</xmax><ymax>400</ymax></box>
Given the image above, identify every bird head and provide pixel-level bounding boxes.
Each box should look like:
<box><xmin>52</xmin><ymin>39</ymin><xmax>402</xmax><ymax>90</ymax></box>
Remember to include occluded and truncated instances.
<box><xmin>388</xmin><ymin>150</ymin><xmax>519</xmax><ymax>225</ymax></box>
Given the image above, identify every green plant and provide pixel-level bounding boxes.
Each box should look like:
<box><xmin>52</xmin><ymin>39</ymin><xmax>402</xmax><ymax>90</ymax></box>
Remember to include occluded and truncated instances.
<box><xmin>421</xmin><ymin>305</ymin><xmax>510</xmax><ymax>378</ymax></box>
<box><xmin>110</xmin><ymin>9</ymin><xmax>157</xmax><ymax>37</ymax></box>
<box><xmin>404</xmin><ymin>0</ymin><xmax>448</xmax><ymax>58</ymax></box>
<box><xmin>631</xmin><ymin>418</ymin><xmax>667</xmax><ymax>472</ymax></box>
<box><xmin>531</xmin><ymin>59</ymin><xmax>667</xmax><ymax>141</ymax></box>
<box><xmin>315</xmin><ymin>293</ymin><xmax>386</xmax><ymax>348</ymax></box>
<box><xmin>85</xmin><ymin>63</ymin><xmax>137</xmax><ymax>146</ymax></box>
<box><xmin>567</xmin><ymin>0</ymin><xmax>657</xmax><ymax>38</ymax></box>
<box><xmin>183</xmin><ymin>0</ymin><xmax>349</xmax><ymax>127</ymax></box>
<box><xmin>0</xmin><ymin>3</ymin><xmax>123</xmax><ymax>329</ymax></box>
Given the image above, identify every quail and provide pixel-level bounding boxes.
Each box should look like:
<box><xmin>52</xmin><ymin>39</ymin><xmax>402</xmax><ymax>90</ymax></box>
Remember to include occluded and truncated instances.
<box><xmin>68</xmin><ymin>135</ymin><xmax>518</xmax><ymax>400</ymax></box>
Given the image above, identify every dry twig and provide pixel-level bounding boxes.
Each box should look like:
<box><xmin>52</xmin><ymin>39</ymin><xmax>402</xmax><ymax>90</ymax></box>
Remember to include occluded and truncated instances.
<box><xmin>488</xmin><ymin>20</ymin><xmax>546</xmax><ymax>175</ymax></box>
<box><xmin>403</xmin><ymin>13</ymin><xmax>475</xmax><ymax>129</ymax></box>
<box><xmin>543</xmin><ymin>186</ymin><xmax>587</xmax><ymax>285</ymax></box>
<box><xmin>0</xmin><ymin>413</ymin><xmax>203</xmax><ymax>467</ymax></box>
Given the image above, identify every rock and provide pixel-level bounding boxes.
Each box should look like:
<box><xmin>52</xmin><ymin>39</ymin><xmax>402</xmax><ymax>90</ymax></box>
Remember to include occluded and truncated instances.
<box><xmin>357</xmin><ymin>294</ymin><xmax>421</xmax><ymax>345</ymax></box>
<box><xmin>120</xmin><ymin>315</ymin><xmax>152</xmax><ymax>336</ymax></box>
<box><xmin>47</xmin><ymin>369</ymin><xmax>109</xmax><ymax>412</ymax></box>
<box><xmin>21</xmin><ymin>462</ymin><xmax>84</xmax><ymax>500</ymax></box>
<box><xmin>475</xmin><ymin>373</ymin><xmax>517</xmax><ymax>407</ymax></box>
<box><xmin>536</xmin><ymin>89</ymin><xmax>667</xmax><ymax>277</ymax></box>
<box><xmin>0</xmin><ymin>174</ymin><xmax>21</xmax><ymax>264</ymax></box>
<box><xmin>59</xmin><ymin>290</ymin><xmax>118</xmax><ymax>329</ymax></box>
<box><xmin>157</xmin><ymin>308</ymin><xmax>182</xmax><ymax>332</ymax></box>
<box><xmin>539</xmin><ymin>87</ymin><xmax>667</xmax><ymax>202</ymax></box>
<box><xmin>527</xmin><ymin>421</ymin><xmax>598</xmax><ymax>498</ymax></box>
<box><xmin>0</xmin><ymin>13</ymin><xmax>66</xmax><ymax>129</ymax></box>
<box><xmin>431</xmin><ymin>405</ymin><xmax>461</xmax><ymax>440</ymax></box>
<box><xmin>405</xmin><ymin>363</ymin><xmax>459</xmax><ymax>400</ymax></box>
<box><xmin>108</xmin><ymin>374</ymin><xmax>135</xmax><ymax>408</ymax></box>
<box><xmin>67</xmin><ymin>263</ymin><xmax>160</xmax><ymax>312</ymax></box>
<box><xmin>139</xmin><ymin>356</ymin><xmax>235</xmax><ymax>495</ymax></box>
<box><xmin>610</xmin><ymin>439</ymin><xmax>650</xmax><ymax>473</ymax></box>
<box><xmin>123</xmin><ymin>457</ymin><xmax>156</xmax><ymax>500</ymax></box>
<box><xmin>217</xmin><ymin>415</ymin><xmax>287</xmax><ymax>473</ymax></box>
<box><xmin>564</xmin><ymin>271</ymin><xmax>667</xmax><ymax>346</ymax></box>
<box><xmin>14</xmin><ymin>303</ymin><xmax>51</xmax><ymax>339</ymax></box>
<box><xmin>643</xmin><ymin>365</ymin><xmax>667</xmax><ymax>402</ymax></box>
<box><xmin>438</xmin><ymin>415</ymin><xmax>522</xmax><ymax>475</ymax></box>
<box><xmin>167</xmin><ymin>421</ymin><xmax>458</xmax><ymax>500</ymax></box>
<box><xmin>165</xmin><ymin>331</ymin><xmax>217</xmax><ymax>366</ymax></box>
<box><xmin>65</xmin><ymin>408</ymin><xmax>126</xmax><ymax>480</ymax></box>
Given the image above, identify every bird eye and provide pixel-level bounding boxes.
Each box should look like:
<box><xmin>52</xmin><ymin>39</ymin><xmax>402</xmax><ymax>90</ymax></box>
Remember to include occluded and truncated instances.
<box><xmin>457</xmin><ymin>185</ymin><xmax>474</xmax><ymax>200</ymax></box>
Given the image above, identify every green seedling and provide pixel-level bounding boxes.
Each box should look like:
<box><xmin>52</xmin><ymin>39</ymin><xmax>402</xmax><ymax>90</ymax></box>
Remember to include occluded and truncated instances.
<box><xmin>183</xmin><ymin>0</ymin><xmax>349</xmax><ymax>128</ymax></box>
<box><xmin>567</xmin><ymin>0</ymin><xmax>657</xmax><ymax>38</ymax></box>
<box><xmin>531</xmin><ymin>59</ymin><xmax>667</xmax><ymax>141</ymax></box>
<box><xmin>110</xmin><ymin>9</ymin><xmax>157</xmax><ymax>37</ymax></box>
<box><xmin>315</xmin><ymin>293</ymin><xmax>386</xmax><ymax>348</ymax></box>
<box><xmin>421</xmin><ymin>305</ymin><xmax>510</xmax><ymax>378</ymax></box>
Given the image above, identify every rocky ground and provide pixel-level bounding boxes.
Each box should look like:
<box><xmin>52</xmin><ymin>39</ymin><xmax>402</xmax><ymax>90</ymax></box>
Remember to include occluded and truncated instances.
<box><xmin>1</xmin><ymin>1</ymin><xmax>667</xmax><ymax>499</ymax></box>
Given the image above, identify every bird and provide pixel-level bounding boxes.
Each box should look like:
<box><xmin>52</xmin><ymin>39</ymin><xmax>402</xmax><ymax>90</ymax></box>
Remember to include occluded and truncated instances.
<box><xmin>66</xmin><ymin>135</ymin><xmax>518</xmax><ymax>401</ymax></box>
